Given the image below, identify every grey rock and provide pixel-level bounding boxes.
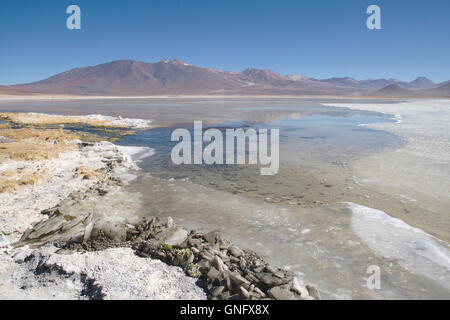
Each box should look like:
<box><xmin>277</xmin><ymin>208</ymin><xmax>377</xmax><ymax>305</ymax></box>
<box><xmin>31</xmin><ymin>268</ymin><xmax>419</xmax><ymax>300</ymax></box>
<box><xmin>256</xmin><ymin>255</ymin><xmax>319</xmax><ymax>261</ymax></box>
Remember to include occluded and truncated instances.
<box><xmin>160</xmin><ymin>227</ymin><xmax>188</xmax><ymax>246</ymax></box>
<box><xmin>230</xmin><ymin>272</ymin><xmax>250</xmax><ymax>286</ymax></box>
<box><xmin>218</xmin><ymin>237</ymin><xmax>232</xmax><ymax>250</ymax></box>
<box><xmin>19</xmin><ymin>212</ymin><xmax>93</xmax><ymax>247</ymax></box>
<box><xmin>200</xmin><ymin>251</ymin><xmax>215</xmax><ymax>262</ymax></box>
<box><xmin>291</xmin><ymin>277</ymin><xmax>310</xmax><ymax>299</ymax></box>
<box><xmin>13</xmin><ymin>246</ymin><xmax>32</xmax><ymax>263</ymax></box>
<box><xmin>197</xmin><ymin>259</ymin><xmax>212</xmax><ymax>270</ymax></box>
<box><xmin>187</xmin><ymin>237</ymin><xmax>202</xmax><ymax>245</ymax></box>
<box><xmin>245</xmin><ymin>273</ymin><xmax>260</xmax><ymax>284</ymax></box>
<box><xmin>268</xmin><ymin>285</ymin><xmax>297</xmax><ymax>300</ymax></box>
<box><xmin>239</xmin><ymin>258</ymin><xmax>246</xmax><ymax>269</ymax></box>
<box><xmin>253</xmin><ymin>286</ymin><xmax>266</xmax><ymax>298</ymax></box>
<box><xmin>40</xmin><ymin>206</ymin><xmax>60</xmax><ymax>216</ymax></box>
<box><xmin>83</xmin><ymin>221</ymin><xmax>94</xmax><ymax>242</ymax></box>
<box><xmin>214</xmin><ymin>256</ymin><xmax>228</xmax><ymax>273</ymax></box>
<box><xmin>265</xmin><ymin>265</ymin><xmax>277</xmax><ymax>273</ymax></box>
<box><xmin>306</xmin><ymin>285</ymin><xmax>321</xmax><ymax>300</ymax></box>
<box><xmin>240</xmin><ymin>286</ymin><xmax>250</xmax><ymax>299</ymax></box>
<box><xmin>219</xmin><ymin>291</ymin><xmax>230</xmax><ymax>300</ymax></box>
<box><xmin>204</xmin><ymin>231</ymin><xmax>220</xmax><ymax>244</ymax></box>
<box><xmin>207</xmin><ymin>267</ymin><xmax>221</xmax><ymax>283</ymax></box>
<box><xmin>256</xmin><ymin>272</ymin><xmax>289</xmax><ymax>287</ymax></box>
<box><xmin>164</xmin><ymin>217</ymin><xmax>174</xmax><ymax>228</ymax></box>
<box><xmin>212</xmin><ymin>286</ymin><xmax>225</xmax><ymax>297</ymax></box>
<box><xmin>228</xmin><ymin>245</ymin><xmax>244</xmax><ymax>258</ymax></box>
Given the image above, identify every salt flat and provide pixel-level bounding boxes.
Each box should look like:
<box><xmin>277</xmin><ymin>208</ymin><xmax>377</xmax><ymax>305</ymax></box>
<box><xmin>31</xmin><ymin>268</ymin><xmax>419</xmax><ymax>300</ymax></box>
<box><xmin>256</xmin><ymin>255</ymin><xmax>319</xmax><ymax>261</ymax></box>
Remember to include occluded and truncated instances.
<box><xmin>324</xmin><ymin>100</ymin><xmax>450</xmax><ymax>241</ymax></box>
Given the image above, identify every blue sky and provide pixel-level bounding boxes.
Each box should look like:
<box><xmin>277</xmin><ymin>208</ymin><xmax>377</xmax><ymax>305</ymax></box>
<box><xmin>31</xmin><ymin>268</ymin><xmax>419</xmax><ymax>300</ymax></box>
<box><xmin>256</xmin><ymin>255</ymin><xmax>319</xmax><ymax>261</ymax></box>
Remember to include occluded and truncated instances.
<box><xmin>1</xmin><ymin>0</ymin><xmax>449</xmax><ymax>85</ymax></box>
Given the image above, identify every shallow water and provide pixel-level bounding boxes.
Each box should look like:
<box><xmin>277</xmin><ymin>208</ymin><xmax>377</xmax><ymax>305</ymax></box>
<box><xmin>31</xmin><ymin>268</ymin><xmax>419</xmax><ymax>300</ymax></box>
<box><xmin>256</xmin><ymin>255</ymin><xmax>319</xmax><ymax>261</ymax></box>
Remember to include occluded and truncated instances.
<box><xmin>2</xmin><ymin>98</ymin><xmax>449</xmax><ymax>299</ymax></box>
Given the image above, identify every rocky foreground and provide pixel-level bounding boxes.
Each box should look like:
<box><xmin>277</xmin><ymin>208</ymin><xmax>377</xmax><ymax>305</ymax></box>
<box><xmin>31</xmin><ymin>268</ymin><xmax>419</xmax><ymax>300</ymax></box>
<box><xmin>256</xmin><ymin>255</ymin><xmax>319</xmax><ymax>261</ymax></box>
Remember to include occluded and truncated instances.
<box><xmin>0</xmin><ymin>112</ymin><xmax>319</xmax><ymax>300</ymax></box>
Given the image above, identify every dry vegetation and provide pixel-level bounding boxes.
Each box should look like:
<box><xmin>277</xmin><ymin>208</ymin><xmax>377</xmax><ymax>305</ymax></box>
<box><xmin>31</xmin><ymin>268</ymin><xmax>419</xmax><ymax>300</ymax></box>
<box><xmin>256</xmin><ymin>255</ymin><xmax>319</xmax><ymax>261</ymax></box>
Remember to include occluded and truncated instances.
<box><xmin>0</xmin><ymin>170</ymin><xmax>44</xmax><ymax>193</ymax></box>
<box><xmin>0</xmin><ymin>127</ymin><xmax>79</xmax><ymax>161</ymax></box>
<box><xmin>0</xmin><ymin>112</ymin><xmax>143</xmax><ymax>194</ymax></box>
<box><xmin>0</xmin><ymin>126</ymin><xmax>83</xmax><ymax>193</ymax></box>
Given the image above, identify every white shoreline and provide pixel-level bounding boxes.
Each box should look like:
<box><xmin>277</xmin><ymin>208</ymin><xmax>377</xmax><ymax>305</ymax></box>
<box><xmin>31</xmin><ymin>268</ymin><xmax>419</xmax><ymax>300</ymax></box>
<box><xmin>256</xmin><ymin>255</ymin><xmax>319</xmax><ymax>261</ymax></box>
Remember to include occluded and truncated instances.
<box><xmin>0</xmin><ymin>117</ymin><xmax>204</xmax><ymax>300</ymax></box>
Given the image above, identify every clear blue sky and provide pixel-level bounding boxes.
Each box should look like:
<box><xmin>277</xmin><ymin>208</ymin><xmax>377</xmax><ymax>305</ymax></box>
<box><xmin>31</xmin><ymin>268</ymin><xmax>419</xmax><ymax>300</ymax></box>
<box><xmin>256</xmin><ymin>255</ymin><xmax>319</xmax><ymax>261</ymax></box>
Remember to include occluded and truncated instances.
<box><xmin>1</xmin><ymin>0</ymin><xmax>449</xmax><ymax>85</ymax></box>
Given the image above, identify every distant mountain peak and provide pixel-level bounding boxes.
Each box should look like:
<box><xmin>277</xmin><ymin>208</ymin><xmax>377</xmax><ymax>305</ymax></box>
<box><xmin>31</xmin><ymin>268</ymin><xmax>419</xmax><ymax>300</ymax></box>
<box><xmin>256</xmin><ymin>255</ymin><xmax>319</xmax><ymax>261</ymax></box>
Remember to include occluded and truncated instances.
<box><xmin>370</xmin><ymin>83</ymin><xmax>412</xmax><ymax>96</ymax></box>
<box><xmin>287</xmin><ymin>74</ymin><xmax>310</xmax><ymax>81</ymax></box>
<box><xmin>240</xmin><ymin>68</ymin><xmax>289</xmax><ymax>82</ymax></box>
<box><xmin>159</xmin><ymin>59</ymin><xmax>190</xmax><ymax>66</ymax></box>
<box><xmin>411</xmin><ymin>76</ymin><xmax>433</xmax><ymax>83</ymax></box>
<box><xmin>5</xmin><ymin>59</ymin><xmax>448</xmax><ymax>97</ymax></box>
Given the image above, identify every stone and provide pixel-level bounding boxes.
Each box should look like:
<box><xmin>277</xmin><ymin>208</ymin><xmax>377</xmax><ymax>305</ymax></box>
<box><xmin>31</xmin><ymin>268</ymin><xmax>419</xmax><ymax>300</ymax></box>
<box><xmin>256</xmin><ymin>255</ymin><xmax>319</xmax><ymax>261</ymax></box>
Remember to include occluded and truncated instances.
<box><xmin>265</xmin><ymin>265</ymin><xmax>277</xmax><ymax>273</ymax></box>
<box><xmin>164</xmin><ymin>217</ymin><xmax>174</xmax><ymax>228</ymax></box>
<box><xmin>239</xmin><ymin>258</ymin><xmax>246</xmax><ymax>269</ymax></box>
<box><xmin>228</xmin><ymin>246</ymin><xmax>244</xmax><ymax>258</ymax></box>
<box><xmin>249</xmin><ymin>291</ymin><xmax>261</xmax><ymax>300</ymax></box>
<box><xmin>160</xmin><ymin>227</ymin><xmax>188</xmax><ymax>246</ymax></box>
<box><xmin>40</xmin><ymin>206</ymin><xmax>60</xmax><ymax>216</ymax></box>
<box><xmin>291</xmin><ymin>277</ymin><xmax>310</xmax><ymax>299</ymax></box>
<box><xmin>256</xmin><ymin>272</ymin><xmax>288</xmax><ymax>287</ymax></box>
<box><xmin>214</xmin><ymin>256</ymin><xmax>228</xmax><ymax>273</ymax></box>
<box><xmin>245</xmin><ymin>273</ymin><xmax>260</xmax><ymax>285</ymax></box>
<box><xmin>219</xmin><ymin>291</ymin><xmax>230</xmax><ymax>300</ymax></box>
<box><xmin>197</xmin><ymin>259</ymin><xmax>212</xmax><ymax>270</ymax></box>
<box><xmin>13</xmin><ymin>246</ymin><xmax>32</xmax><ymax>263</ymax></box>
<box><xmin>240</xmin><ymin>286</ymin><xmax>250</xmax><ymax>299</ymax></box>
<box><xmin>306</xmin><ymin>285</ymin><xmax>321</xmax><ymax>300</ymax></box>
<box><xmin>200</xmin><ymin>251</ymin><xmax>215</xmax><ymax>262</ymax></box>
<box><xmin>207</xmin><ymin>267</ymin><xmax>221</xmax><ymax>283</ymax></box>
<box><xmin>83</xmin><ymin>221</ymin><xmax>94</xmax><ymax>242</ymax></box>
<box><xmin>218</xmin><ymin>237</ymin><xmax>232</xmax><ymax>250</ymax></box>
<box><xmin>268</xmin><ymin>285</ymin><xmax>297</xmax><ymax>300</ymax></box>
<box><xmin>189</xmin><ymin>239</ymin><xmax>204</xmax><ymax>251</ymax></box>
<box><xmin>225</xmin><ymin>273</ymin><xmax>233</xmax><ymax>291</ymax></box>
<box><xmin>253</xmin><ymin>286</ymin><xmax>266</xmax><ymax>298</ymax></box>
<box><xmin>230</xmin><ymin>272</ymin><xmax>250</xmax><ymax>286</ymax></box>
<box><xmin>204</xmin><ymin>231</ymin><xmax>220</xmax><ymax>244</ymax></box>
<box><xmin>211</xmin><ymin>286</ymin><xmax>225</xmax><ymax>297</ymax></box>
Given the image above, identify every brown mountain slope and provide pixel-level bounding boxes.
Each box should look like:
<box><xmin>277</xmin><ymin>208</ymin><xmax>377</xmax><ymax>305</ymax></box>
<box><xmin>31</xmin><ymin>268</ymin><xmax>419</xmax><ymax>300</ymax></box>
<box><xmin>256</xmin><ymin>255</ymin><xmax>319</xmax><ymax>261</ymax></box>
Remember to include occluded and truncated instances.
<box><xmin>369</xmin><ymin>84</ymin><xmax>414</xmax><ymax>97</ymax></box>
<box><xmin>6</xmin><ymin>59</ymin><xmax>448</xmax><ymax>97</ymax></box>
<box><xmin>12</xmin><ymin>60</ymin><xmax>250</xmax><ymax>95</ymax></box>
<box><xmin>10</xmin><ymin>59</ymin><xmax>355</xmax><ymax>96</ymax></box>
<box><xmin>418</xmin><ymin>82</ymin><xmax>450</xmax><ymax>97</ymax></box>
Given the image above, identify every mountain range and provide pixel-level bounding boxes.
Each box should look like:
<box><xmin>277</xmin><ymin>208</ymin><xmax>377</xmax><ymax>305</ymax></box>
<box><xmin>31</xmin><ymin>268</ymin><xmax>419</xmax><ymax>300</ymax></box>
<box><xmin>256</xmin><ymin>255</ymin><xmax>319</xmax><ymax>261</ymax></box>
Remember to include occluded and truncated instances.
<box><xmin>3</xmin><ymin>59</ymin><xmax>449</xmax><ymax>97</ymax></box>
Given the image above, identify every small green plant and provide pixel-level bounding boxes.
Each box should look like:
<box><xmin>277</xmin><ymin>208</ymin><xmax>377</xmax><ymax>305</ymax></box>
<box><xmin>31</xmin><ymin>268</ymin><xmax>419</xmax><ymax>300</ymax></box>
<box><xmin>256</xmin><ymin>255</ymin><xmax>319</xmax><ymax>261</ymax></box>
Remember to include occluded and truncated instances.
<box><xmin>161</xmin><ymin>243</ymin><xmax>173</xmax><ymax>251</ymax></box>
<box><xmin>185</xmin><ymin>263</ymin><xmax>201</xmax><ymax>278</ymax></box>
<box><xmin>184</xmin><ymin>248</ymin><xmax>193</xmax><ymax>258</ymax></box>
